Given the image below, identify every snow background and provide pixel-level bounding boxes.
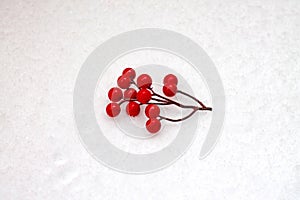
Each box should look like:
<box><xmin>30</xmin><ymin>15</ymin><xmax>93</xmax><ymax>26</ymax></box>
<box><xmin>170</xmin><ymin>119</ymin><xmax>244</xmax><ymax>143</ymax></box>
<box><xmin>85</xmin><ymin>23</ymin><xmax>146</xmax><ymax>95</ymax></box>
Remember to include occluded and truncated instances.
<box><xmin>0</xmin><ymin>0</ymin><xmax>299</xmax><ymax>199</ymax></box>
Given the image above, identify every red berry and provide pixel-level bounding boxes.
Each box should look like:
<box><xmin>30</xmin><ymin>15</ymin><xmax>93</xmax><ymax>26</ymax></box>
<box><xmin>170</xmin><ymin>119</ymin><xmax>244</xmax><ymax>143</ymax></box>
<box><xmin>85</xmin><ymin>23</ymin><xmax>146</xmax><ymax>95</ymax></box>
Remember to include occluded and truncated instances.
<box><xmin>106</xmin><ymin>103</ymin><xmax>121</xmax><ymax>117</ymax></box>
<box><xmin>163</xmin><ymin>84</ymin><xmax>177</xmax><ymax>97</ymax></box>
<box><xmin>137</xmin><ymin>74</ymin><xmax>152</xmax><ymax>88</ymax></box>
<box><xmin>108</xmin><ymin>87</ymin><xmax>123</xmax><ymax>102</ymax></box>
<box><xmin>163</xmin><ymin>74</ymin><xmax>178</xmax><ymax>85</ymax></box>
<box><xmin>124</xmin><ymin>88</ymin><xmax>137</xmax><ymax>100</ymax></box>
<box><xmin>137</xmin><ymin>88</ymin><xmax>152</xmax><ymax>104</ymax></box>
<box><xmin>126</xmin><ymin>101</ymin><xmax>140</xmax><ymax>117</ymax></box>
<box><xmin>117</xmin><ymin>76</ymin><xmax>131</xmax><ymax>89</ymax></box>
<box><xmin>145</xmin><ymin>104</ymin><xmax>160</xmax><ymax>118</ymax></box>
<box><xmin>146</xmin><ymin>119</ymin><xmax>161</xmax><ymax>134</ymax></box>
<box><xmin>122</xmin><ymin>68</ymin><xmax>136</xmax><ymax>80</ymax></box>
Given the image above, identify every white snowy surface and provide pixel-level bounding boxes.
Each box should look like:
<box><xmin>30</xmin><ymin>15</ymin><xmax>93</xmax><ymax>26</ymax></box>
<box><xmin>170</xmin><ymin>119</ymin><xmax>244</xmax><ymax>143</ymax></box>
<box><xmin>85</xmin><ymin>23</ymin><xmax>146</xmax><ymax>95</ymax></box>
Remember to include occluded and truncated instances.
<box><xmin>0</xmin><ymin>0</ymin><xmax>299</xmax><ymax>199</ymax></box>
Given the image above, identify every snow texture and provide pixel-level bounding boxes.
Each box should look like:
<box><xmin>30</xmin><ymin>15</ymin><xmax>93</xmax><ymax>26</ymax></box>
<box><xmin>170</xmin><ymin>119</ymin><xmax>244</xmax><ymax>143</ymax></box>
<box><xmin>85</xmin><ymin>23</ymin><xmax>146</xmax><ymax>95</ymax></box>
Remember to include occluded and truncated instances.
<box><xmin>0</xmin><ymin>0</ymin><xmax>299</xmax><ymax>199</ymax></box>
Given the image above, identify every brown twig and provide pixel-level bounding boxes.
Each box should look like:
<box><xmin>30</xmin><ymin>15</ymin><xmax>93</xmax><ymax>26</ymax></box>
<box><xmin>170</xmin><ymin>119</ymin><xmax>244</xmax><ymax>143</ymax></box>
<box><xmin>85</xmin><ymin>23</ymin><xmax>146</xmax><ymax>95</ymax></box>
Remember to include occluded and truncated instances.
<box><xmin>177</xmin><ymin>90</ymin><xmax>208</xmax><ymax>108</ymax></box>
<box><xmin>159</xmin><ymin>108</ymin><xmax>198</xmax><ymax>122</ymax></box>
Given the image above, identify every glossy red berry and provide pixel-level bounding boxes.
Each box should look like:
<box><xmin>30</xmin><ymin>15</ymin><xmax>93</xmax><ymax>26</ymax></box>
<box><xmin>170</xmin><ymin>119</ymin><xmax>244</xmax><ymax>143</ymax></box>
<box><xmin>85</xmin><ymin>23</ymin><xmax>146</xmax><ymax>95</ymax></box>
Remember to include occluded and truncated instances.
<box><xmin>106</xmin><ymin>103</ymin><xmax>121</xmax><ymax>117</ymax></box>
<box><xmin>137</xmin><ymin>88</ymin><xmax>152</xmax><ymax>104</ymax></box>
<box><xmin>108</xmin><ymin>87</ymin><xmax>123</xmax><ymax>102</ymax></box>
<box><xmin>145</xmin><ymin>104</ymin><xmax>160</xmax><ymax>118</ymax></box>
<box><xmin>163</xmin><ymin>74</ymin><xmax>178</xmax><ymax>85</ymax></box>
<box><xmin>163</xmin><ymin>84</ymin><xmax>177</xmax><ymax>97</ymax></box>
<box><xmin>126</xmin><ymin>101</ymin><xmax>140</xmax><ymax>117</ymax></box>
<box><xmin>137</xmin><ymin>74</ymin><xmax>152</xmax><ymax>88</ymax></box>
<box><xmin>146</xmin><ymin>119</ymin><xmax>161</xmax><ymax>133</ymax></box>
<box><xmin>124</xmin><ymin>88</ymin><xmax>137</xmax><ymax>100</ymax></box>
<box><xmin>122</xmin><ymin>68</ymin><xmax>136</xmax><ymax>80</ymax></box>
<box><xmin>117</xmin><ymin>75</ymin><xmax>131</xmax><ymax>89</ymax></box>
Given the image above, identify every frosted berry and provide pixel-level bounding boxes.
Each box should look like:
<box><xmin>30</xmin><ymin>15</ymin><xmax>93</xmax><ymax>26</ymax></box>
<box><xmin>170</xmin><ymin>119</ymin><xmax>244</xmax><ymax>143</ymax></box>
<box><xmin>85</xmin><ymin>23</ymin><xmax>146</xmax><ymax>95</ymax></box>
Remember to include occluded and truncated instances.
<box><xmin>108</xmin><ymin>87</ymin><xmax>123</xmax><ymax>102</ymax></box>
<box><xmin>106</xmin><ymin>103</ymin><xmax>121</xmax><ymax>117</ymax></box>
<box><xmin>117</xmin><ymin>76</ymin><xmax>131</xmax><ymax>89</ymax></box>
<box><xmin>146</xmin><ymin>119</ymin><xmax>161</xmax><ymax>133</ymax></box>
<box><xmin>163</xmin><ymin>74</ymin><xmax>178</xmax><ymax>85</ymax></box>
<box><xmin>137</xmin><ymin>74</ymin><xmax>152</xmax><ymax>88</ymax></box>
<box><xmin>122</xmin><ymin>68</ymin><xmax>136</xmax><ymax>80</ymax></box>
<box><xmin>145</xmin><ymin>104</ymin><xmax>160</xmax><ymax>118</ymax></box>
<box><xmin>137</xmin><ymin>88</ymin><xmax>152</xmax><ymax>104</ymax></box>
<box><xmin>126</xmin><ymin>101</ymin><xmax>140</xmax><ymax>117</ymax></box>
<box><xmin>124</xmin><ymin>88</ymin><xmax>137</xmax><ymax>100</ymax></box>
<box><xmin>163</xmin><ymin>84</ymin><xmax>177</xmax><ymax>97</ymax></box>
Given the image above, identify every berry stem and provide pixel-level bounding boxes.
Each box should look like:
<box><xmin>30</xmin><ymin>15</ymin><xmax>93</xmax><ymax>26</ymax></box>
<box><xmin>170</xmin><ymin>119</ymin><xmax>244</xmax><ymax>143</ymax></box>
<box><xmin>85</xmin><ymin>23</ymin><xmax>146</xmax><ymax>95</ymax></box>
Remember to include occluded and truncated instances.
<box><xmin>118</xmin><ymin>100</ymin><xmax>128</xmax><ymax>105</ymax></box>
<box><xmin>119</xmin><ymin>99</ymin><xmax>171</xmax><ymax>106</ymax></box>
<box><xmin>131</xmin><ymin>80</ymin><xmax>139</xmax><ymax>89</ymax></box>
<box><xmin>145</xmin><ymin>102</ymin><xmax>171</xmax><ymax>105</ymax></box>
<box><xmin>119</xmin><ymin>89</ymin><xmax>212</xmax><ymax>111</ymax></box>
<box><xmin>151</xmin><ymin>97</ymin><xmax>169</xmax><ymax>103</ymax></box>
<box><xmin>150</xmin><ymin>89</ymin><xmax>181</xmax><ymax>105</ymax></box>
<box><xmin>159</xmin><ymin>108</ymin><xmax>198</xmax><ymax>122</ymax></box>
<box><xmin>150</xmin><ymin>88</ymin><xmax>210</xmax><ymax>110</ymax></box>
<box><xmin>177</xmin><ymin>90</ymin><xmax>208</xmax><ymax>108</ymax></box>
<box><xmin>197</xmin><ymin>107</ymin><xmax>212</xmax><ymax>111</ymax></box>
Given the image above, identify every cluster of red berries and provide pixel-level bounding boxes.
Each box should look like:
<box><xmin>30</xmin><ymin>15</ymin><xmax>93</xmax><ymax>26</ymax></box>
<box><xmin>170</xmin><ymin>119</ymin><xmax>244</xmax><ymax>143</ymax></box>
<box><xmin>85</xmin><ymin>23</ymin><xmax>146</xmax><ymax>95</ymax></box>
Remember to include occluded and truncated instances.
<box><xmin>106</xmin><ymin>68</ymin><xmax>212</xmax><ymax>134</ymax></box>
<box><xmin>106</xmin><ymin>68</ymin><xmax>177</xmax><ymax>134</ymax></box>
